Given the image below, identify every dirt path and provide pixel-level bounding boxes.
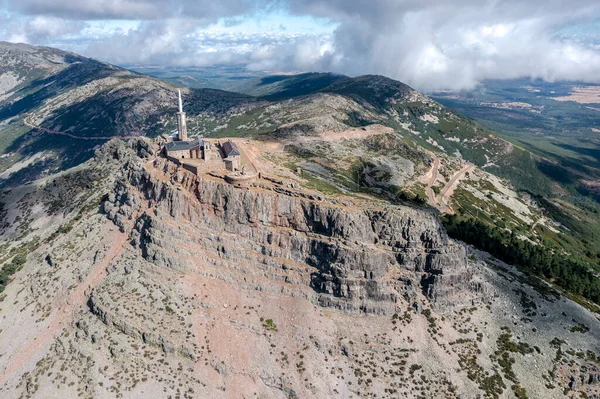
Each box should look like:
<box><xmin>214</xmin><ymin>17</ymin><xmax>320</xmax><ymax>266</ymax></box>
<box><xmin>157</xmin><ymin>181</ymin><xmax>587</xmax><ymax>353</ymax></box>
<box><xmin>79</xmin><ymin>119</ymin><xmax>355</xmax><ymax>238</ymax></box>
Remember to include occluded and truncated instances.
<box><xmin>24</xmin><ymin>116</ymin><xmax>139</xmax><ymax>141</ymax></box>
<box><xmin>0</xmin><ymin>226</ymin><xmax>128</xmax><ymax>387</ymax></box>
<box><xmin>318</xmin><ymin>124</ymin><xmax>394</xmax><ymax>141</ymax></box>
<box><xmin>438</xmin><ymin>163</ymin><xmax>474</xmax><ymax>213</ymax></box>
<box><xmin>258</xmin><ymin>124</ymin><xmax>393</xmax><ymax>154</ymax></box>
<box><xmin>420</xmin><ymin>154</ymin><xmax>440</xmax><ymax>208</ymax></box>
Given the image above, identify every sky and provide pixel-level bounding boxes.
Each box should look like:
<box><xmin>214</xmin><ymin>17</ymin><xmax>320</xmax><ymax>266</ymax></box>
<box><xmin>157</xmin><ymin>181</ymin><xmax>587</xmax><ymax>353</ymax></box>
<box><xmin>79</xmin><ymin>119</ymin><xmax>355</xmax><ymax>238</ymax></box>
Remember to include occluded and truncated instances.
<box><xmin>1</xmin><ymin>0</ymin><xmax>600</xmax><ymax>91</ymax></box>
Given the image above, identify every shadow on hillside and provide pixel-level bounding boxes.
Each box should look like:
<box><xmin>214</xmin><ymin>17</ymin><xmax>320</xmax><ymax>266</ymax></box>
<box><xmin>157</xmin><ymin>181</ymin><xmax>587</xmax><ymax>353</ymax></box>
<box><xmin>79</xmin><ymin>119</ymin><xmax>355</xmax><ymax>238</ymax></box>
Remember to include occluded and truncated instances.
<box><xmin>554</xmin><ymin>142</ymin><xmax>600</xmax><ymax>167</ymax></box>
<box><xmin>0</xmin><ymin>61</ymin><xmax>113</xmax><ymax>121</ymax></box>
<box><xmin>536</xmin><ymin>159</ymin><xmax>576</xmax><ymax>185</ymax></box>
<box><xmin>0</xmin><ymin>132</ymin><xmax>97</xmax><ymax>189</ymax></box>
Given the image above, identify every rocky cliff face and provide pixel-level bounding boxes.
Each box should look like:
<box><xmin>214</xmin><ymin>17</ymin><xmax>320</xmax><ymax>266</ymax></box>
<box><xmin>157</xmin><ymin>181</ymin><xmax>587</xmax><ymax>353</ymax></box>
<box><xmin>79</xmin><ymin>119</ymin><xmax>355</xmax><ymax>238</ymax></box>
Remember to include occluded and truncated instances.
<box><xmin>104</xmin><ymin>151</ymin><xmax>476</xmax><ymax>316</ymax></box>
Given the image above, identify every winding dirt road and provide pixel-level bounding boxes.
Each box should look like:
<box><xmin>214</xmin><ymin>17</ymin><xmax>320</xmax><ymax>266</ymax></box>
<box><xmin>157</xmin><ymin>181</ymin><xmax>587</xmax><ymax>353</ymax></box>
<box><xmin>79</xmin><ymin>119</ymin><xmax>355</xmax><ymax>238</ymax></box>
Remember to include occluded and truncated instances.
<box><xmin>438</xmin><ymin>163</ymin><xmax>474</xmax><ymax>213</ymax></box>
<box><xmin>422</xmin><ymin>155</ymin><xmax>441</xmax><ymax>208</ymax></box>
<box><xmin>24</xmin><ymin>116</ymin><xmax>139</xmax><ymax>141</ymax></box>
<box><xmin>419</xmin><ymin>153</ymin><xmax>473</xmax><ymax>214</ymax></box>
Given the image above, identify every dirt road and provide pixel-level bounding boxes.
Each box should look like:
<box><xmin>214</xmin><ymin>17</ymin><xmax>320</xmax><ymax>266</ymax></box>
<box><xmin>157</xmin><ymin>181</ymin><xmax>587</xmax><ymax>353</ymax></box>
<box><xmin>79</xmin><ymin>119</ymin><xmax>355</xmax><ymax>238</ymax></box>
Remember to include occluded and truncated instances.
<box><xmin>438</xmin><ymin>163</ymin><xmax>474</xmax><ymax>213</ymax></box>
<box><xmin>422</xmin><ymin>155</ymin><xmax>441</xmax><ymax>207</ymax></box>
<box><xmin>24</xmin><ymin>116</ymin><xmax>139</xmax><ymax>141</ymax></box>
<box><xmin>418</xmin><ymin>153</ymin><xmax>473</xmax><ymax>214</ymax></box>
<box><xmin>260</xmin><ymin>124</ymin><xmax>393</xmax><ymax>153</ymax></box>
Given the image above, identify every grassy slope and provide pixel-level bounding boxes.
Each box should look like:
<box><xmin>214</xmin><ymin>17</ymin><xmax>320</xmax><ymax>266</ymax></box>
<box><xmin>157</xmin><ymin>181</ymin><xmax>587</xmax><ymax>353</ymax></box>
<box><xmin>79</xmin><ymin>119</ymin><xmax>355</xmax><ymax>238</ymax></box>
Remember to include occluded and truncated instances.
<box><xmin>429</xmin><ymin>80</ymin><xmax>600</xmax><ymax>263</ymax></box>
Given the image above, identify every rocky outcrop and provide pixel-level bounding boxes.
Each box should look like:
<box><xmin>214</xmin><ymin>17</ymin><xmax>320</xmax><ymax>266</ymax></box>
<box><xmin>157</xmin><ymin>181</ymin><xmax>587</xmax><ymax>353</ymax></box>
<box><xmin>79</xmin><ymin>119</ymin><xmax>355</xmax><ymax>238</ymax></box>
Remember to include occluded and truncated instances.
<box><xmin>102</xmin><ymin>150</ymin><xmax>478</xmax><ymax>315</ymax></box>
<box><xmin>87</xmin><ymin>294</ymin><xmax>196</xmax><ymax>360</ymax></box>
<box><xmin>6</xmin><ymin>138</ymin><xmax>600</xmax><ymax>399</ymax></box>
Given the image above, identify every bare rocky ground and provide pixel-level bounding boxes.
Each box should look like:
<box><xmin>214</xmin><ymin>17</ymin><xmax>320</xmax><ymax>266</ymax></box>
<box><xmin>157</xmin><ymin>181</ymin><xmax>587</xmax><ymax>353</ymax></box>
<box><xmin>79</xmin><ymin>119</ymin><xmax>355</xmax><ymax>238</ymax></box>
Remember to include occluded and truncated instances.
<box><xmin>0</xmin><ymin>139</ymin><xmax>598</xmax><ymax>399</ymax></box>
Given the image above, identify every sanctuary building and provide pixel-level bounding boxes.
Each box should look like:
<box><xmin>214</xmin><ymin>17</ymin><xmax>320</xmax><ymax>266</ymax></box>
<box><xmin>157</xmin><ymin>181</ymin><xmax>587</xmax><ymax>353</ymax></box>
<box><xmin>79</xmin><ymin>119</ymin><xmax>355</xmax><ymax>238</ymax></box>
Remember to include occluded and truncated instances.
<box><xmin>162</xmin><ymin>90</ymin><xmax>251</xmax><ymax>175</ymax></box>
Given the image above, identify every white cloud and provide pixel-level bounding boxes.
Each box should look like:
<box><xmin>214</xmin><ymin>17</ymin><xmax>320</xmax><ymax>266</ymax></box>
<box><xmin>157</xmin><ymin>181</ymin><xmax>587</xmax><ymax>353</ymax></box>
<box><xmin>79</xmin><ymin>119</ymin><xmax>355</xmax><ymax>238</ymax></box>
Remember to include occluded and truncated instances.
<box><xmin>2</xmin><ymin>0</ymin><xmax>600</xmax><ymax>90</ymax></box>
<box><xmin>0</xmin><ymin>13</ymin><xmax>85</xmax><ymax>44</ymax></box>
<box><xmin>27</xmin><ymin>16</ymin><xmax>85</xmax><ymax>40</ymax></box>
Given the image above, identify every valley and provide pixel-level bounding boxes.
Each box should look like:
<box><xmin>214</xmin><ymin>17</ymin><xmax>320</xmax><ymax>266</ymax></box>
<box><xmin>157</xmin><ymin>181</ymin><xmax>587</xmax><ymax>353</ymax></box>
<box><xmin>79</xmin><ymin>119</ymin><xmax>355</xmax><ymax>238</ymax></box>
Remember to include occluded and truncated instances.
<box><xmin>432</xmin><ymin>79</ymin><xmax>600</xmax><ymax>181</ymax></box>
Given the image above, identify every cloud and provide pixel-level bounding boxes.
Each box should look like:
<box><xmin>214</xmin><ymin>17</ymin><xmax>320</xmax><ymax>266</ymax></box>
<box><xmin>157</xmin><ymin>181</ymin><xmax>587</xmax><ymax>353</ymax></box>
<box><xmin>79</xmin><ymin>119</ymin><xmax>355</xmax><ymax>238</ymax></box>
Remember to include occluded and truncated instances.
<box><xmin>83</xmin><ymin>21</ymin><xmax>331</xmax><ymax>67</ymax></box>
<box><xmin>282</xmin><ymin>0</ymin><xmax>600</xmax><ymax>90</ymax></box>
<box><xmin>5</xmin><ymin>0</ymin><xmax>268</xmax><ymax>20</ymax></box>
<box><xmin>0</xmin><ymin>14</ymin><xmax>86</xmax><ymax>45</ymax></box>
<box><xmin>27</xmin><ymin>16</ymin><xmax>86</xmax><ymax>41</ymax></box>
<box><xmin>3</xmin><ymin>0</ymin><xmax>600</xmax><ymax>90</ymax></box>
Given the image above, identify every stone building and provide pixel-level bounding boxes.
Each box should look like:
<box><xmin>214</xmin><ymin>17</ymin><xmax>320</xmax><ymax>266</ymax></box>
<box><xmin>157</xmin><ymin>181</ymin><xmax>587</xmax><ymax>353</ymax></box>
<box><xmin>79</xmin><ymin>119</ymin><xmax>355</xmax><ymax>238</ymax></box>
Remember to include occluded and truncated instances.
<box><xmin>221</xmin><ymin>140</ymin><xmax>241</xmax><ymax>171</ymax></box>
<box><xmin>161</xmin><ymin>92</ymin><xmax>251</xmax><ymax>178</ymax></box>
<box><xmin>164</xmin><ymin>138</ymin><xmax>211</xmax><ymax>161</ymax></box>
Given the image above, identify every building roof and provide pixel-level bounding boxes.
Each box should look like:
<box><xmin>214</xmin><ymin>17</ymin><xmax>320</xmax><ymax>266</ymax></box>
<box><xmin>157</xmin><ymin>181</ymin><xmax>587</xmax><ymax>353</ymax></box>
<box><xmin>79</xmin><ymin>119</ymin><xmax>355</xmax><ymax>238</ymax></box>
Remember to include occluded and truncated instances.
<box><xmin>222</xmin><ymin>140</ymin><xmax>240</xmax><ymax>157</ymax></box>
<box><xmin>165</xmin><ymin>138</ymin><xmax>204</xmax><ymax>152</ymax></box>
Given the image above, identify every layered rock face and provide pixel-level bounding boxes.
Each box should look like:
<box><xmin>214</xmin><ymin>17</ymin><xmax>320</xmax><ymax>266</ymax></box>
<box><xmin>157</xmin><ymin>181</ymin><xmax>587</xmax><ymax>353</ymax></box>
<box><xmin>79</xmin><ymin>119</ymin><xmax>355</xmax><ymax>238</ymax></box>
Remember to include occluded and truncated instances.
<box><xmin>105</xmin><ymin>155</ymin><xmax>475</xmax><ymax>315</ymax></box>
<box><xmin>4</xmin><ymin>139</ymin><xmax>600</xmax><ymax>399</ymax></box>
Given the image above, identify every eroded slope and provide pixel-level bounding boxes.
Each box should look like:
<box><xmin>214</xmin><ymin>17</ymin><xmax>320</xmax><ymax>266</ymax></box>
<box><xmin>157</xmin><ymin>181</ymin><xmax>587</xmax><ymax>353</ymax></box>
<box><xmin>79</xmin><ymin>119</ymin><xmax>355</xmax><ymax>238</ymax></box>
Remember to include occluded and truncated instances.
<box><xmin>0</xmin><ymin>139</ymin><xmax>598</xmax><ymax>398</ymax></box>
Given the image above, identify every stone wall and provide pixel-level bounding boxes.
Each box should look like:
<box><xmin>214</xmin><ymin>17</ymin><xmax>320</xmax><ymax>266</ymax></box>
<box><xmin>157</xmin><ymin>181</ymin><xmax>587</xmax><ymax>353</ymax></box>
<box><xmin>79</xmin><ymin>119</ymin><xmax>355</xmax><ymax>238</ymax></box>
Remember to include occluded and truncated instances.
<box><xmin>166</xmin><ymin>150</ymin><xmax>189</xmax><ymax>160</ymax></box>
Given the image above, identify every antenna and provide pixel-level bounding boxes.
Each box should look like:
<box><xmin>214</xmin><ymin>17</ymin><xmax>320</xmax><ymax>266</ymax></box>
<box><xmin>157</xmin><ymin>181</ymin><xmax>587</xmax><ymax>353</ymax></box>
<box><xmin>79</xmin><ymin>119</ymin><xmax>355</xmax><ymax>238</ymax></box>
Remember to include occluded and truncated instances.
<box><xmin>178</xmin><ymin>90</ymin><xmax>183</xmax><ymax>113</ymax></box>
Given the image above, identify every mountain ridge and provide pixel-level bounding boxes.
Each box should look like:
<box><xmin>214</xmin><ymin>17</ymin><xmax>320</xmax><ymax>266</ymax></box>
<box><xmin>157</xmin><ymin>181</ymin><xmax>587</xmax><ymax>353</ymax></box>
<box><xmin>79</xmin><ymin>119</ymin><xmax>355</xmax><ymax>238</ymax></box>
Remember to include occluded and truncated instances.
<box><xmin>1</xmin><ymin>42</ymin><xmax>600</xmax><ymax>398</ymax></box>
<box><xmin>2</xmin><ymin>43</ymin><xmax>599</xmax><ymax>306</ymax></box>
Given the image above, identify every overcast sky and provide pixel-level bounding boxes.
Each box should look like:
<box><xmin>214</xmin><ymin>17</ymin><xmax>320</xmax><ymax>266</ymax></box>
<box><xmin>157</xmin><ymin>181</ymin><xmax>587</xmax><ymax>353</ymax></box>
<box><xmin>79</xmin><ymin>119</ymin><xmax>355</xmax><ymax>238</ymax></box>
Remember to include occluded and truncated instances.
<box><xmin>1</xmin><ymin>0</ymin><xmax>600</xmax><ymax>91</ymax></box>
